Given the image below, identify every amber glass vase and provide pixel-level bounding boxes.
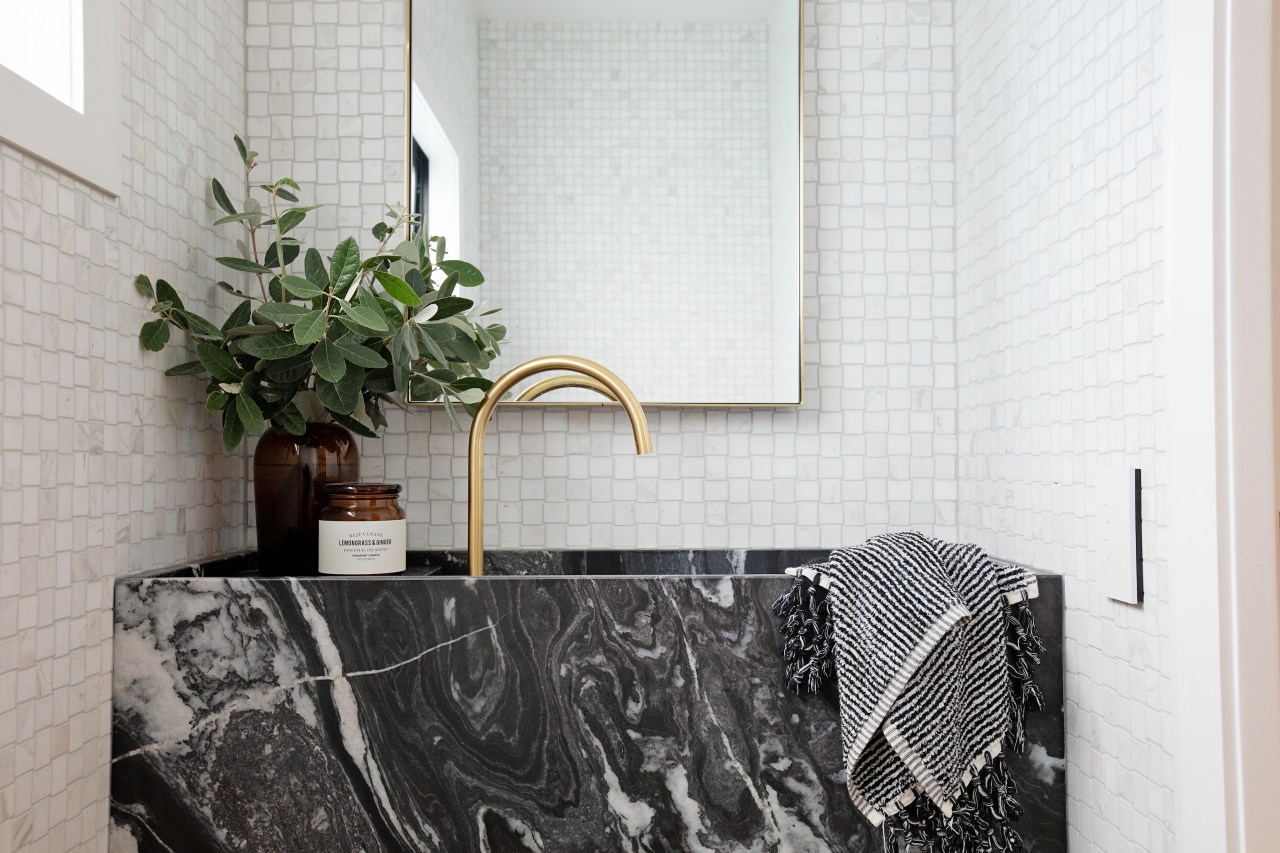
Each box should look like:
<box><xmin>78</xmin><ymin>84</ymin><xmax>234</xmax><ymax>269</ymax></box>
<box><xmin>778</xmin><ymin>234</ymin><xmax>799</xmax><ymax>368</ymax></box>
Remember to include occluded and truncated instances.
<box><xmin>253</xmin><ymin>423</ymin><xmax>359</xmax><ymax>576</ymax></box>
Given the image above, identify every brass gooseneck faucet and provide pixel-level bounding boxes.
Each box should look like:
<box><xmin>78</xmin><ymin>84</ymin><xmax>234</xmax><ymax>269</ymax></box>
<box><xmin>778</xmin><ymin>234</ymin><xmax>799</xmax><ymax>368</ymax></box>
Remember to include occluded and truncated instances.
<box><xmin>515</xmin><ymin>374</ymin><xmax>618</xmax><ymax>402</ymax></box>
<box><xmin>467</xmin><ymin>356</ymin><xmax>652</xmax><ymax>577</ymax></box>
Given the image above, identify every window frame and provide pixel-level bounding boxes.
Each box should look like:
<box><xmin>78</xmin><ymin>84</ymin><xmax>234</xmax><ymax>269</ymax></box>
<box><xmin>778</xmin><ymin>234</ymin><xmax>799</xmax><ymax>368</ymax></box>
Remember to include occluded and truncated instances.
<box><xmin>0</xmin><ymin>0</ymin><xmax>120</xmax><ymax>195</ymax></box>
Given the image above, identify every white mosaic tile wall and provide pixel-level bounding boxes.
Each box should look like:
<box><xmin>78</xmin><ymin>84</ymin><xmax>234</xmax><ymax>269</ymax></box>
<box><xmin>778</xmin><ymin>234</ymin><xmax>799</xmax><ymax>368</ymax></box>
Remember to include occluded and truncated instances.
<box><xmin>341</xmin><ymin>0</ymin><xmax>962</xmax><ymax>551</ymax></box>
<box><xmin>953</xmin><ymin>1</ymin><xmax>1171</xmax><ymax>850</ymax></box>
<box><xmin>245</xmin><ymin>0</ymin><xmax>958</xmax><ymax>552</ymax></box>
<box><xmin>476</xmin><ymin>20</ymin><xmax>781</xmax><ymax>403</ymax></box>
<box><xmin>0</xmin><ymin>0</ymin><xmax>247</xmax><ymax>848</ymax></box>
<box><xmin>245</xmin><ymin>0</ymin><xmax>406</xmax><ymax>253</ymax></box>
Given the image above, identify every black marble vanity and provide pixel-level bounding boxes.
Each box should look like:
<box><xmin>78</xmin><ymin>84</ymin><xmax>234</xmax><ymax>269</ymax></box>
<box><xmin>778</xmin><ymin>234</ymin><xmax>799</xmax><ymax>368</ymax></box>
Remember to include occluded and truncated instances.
<box><xmin>110</xmin><ymin>551</ymin><xmax>1065</xmax><ymax>852</ymax></box>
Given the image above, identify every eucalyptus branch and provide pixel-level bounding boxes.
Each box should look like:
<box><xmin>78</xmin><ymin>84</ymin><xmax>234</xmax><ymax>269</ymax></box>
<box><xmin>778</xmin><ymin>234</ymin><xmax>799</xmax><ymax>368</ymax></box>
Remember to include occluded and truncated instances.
<box><xmin>136</xmin><ymin>135</ymin><xmax>504</xmax><ymax>451</ymax></box>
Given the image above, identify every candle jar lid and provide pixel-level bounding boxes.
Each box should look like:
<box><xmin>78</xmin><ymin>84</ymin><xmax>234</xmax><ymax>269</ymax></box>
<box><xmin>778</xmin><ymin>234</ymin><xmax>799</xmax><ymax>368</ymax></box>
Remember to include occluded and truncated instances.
<box><xmin>323</xmin><ymin>482</ymin><xmax>402</xmax><ymax>497</ymax></box>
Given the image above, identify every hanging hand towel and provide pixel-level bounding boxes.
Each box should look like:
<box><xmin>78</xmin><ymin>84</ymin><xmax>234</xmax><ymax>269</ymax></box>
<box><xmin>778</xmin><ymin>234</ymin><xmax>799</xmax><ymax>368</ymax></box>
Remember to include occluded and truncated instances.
<box><xmin>774</xmin><ymin>532</ymin><xmax>1043</xmax><ymax>852</ymax></box>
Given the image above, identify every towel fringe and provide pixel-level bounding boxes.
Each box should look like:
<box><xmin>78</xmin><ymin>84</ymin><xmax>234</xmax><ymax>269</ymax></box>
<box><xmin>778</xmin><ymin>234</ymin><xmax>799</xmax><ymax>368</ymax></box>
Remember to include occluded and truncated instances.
<box><xmin>771</xmin><ymin>570</ymin><xmax>838</xmax><ymax>695</ymax></box>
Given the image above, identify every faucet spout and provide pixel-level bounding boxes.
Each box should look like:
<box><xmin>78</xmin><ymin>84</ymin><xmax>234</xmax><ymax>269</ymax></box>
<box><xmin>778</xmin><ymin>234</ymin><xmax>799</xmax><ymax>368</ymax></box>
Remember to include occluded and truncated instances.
<box><xmin>515</xmin><ymin>374</ymin><xmax>618</xmax><ymax>403</ymax></box>
<box><xmin>467</xmin><ymin>356</ymin><xmax>653</xmax><ymax>576</ymax></box>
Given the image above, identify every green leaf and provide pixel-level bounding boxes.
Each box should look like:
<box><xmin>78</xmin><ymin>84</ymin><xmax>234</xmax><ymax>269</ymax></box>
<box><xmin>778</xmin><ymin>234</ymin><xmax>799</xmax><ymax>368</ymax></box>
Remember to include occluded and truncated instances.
<box><xmin>275</xmin><ymin>188</ymin><xmax>299</xmax><ymax>203</ymax></box>
<box><xmin>292</xmin><ymin>310</ymin><xmax>327</xmax><ymax>346</ymax></box>
<box><xmin>234</xmin><ymin>135</ymin><xmax>249</xmax><ymax>166</ymax></box>
<box><xmin>372</xmin><ymin>222</ymin><xmax>388</xmax><ymax>241</ymax></box>
<box><xmin>457</xmin><ymin>387</ymin><xmax>486</xmax><ymax>405</ymax></box>
<box><xmin>279</xmin><ymin>275</ymin><xmax>323</xmax><ymax>299</ymax></box>
<box><xmin>216</xmin><ymin>280</ymin><xmax>244</xmax><ymax>297</ymax></box>
<box><xmin>238</xmin><ymin>332</ymin><xmax>308</xmax><ymax>360</ymax></box>
<box><xmin>174</xmin><ymin>310</ymin><xmax>224</xmax><ymax>340</ymax></box>
<box><xmin>480</xmin><ymin>307</ymin><xmax>502</xmax><ymax>317</ymax></box>
<box><xmin>437</xmin><ymin>260</ymin><xmax>484</xmax><ymax>286</ymax></box>
<box><xmin>332</xmin><ymin>337</ymin><xmax>388</xmax><ymax>369</ymax></box>
<box><xmin>213</xmin><ymin>211</ymin><xmax>262</xmax><ymax>226</ymax></box>
<box><xmin>217</xmin><ymin>256</ymin><xmax>273</xmax><ymax>275</ymax></box>
<box><xmin>139</xmin><ymin>320</ymin><xmax>169</xmax><ymax>351</ymax></box>
<box><xmin>414</xmin><ymin>325</ymin><xmax>449</xmax><ymax>365</ymax></box>
<box><xmin>164</xmin><ymin>360</ymin><xmax>206</xmax><ymax>377</ymax></box>
<box><xmin>205</xmin><ymin>390</ymin><xmax>229</xmax><ymax>411</ymax></box>
<box><xmin>235</xmin><ymin>393</ymin><xmax>266</xmax><ymax>436</ymax></box>
<box><xmin>316</xmin><ymin>367</ymin><xmax>363</xmax><ymax>414</ymax></box>
<box><xmin>337</xmin><ymin>316</ymin><xmax>386</xmax><ymax>338</ymax></box>
<box><xmin>225</xmin><ymin>324</ymin><xmax>278</xmax><ymax>337</ymax></box>
<box><xmin>342</xmin><ymin>302</ymin><xmax>389</xmax><ymax>332</ymax></box>
<box><xmin>359</xmin><ymin>253</ymin><xmax>403</xmax><ymax>270</ymax></box>
<box><xmin>263</xmin><ymin>239</ymin><xmax>300</xmax><ymax>269</ymax></box>
<box><xmin>311</xmin><ymin>339</ymin><xmax>347</xmax><ymax>382</ymax></box>
<box><xmin>374</xmin><ymin>295</ymin><xmax>406</xmax><ymax>331</ymax></box>
<box><xmin>211</xmin><ymin>178</ymin><xmax>235</xmax><ymax>215</ymax></box>
<box><xmin>222</xmin><ymin>407</ymin><xmax>245</xmax><ymax>451</ymax></box>
<box><xmin>277</xmin><ymin>208</ymin><xmax>309</xmax><ymax>235</ymax></box>
<box><xmin>197</xmin><ymin>342</ymin><xmax>246</xmax><ymax>382</ymax></box>
<box><xmin>330</xmin><ymin>237</ymin><xmax>361</xmax><ymax>295</ymax></box>
<box><xmin>265</xmin><ymin>354</ymin><xmax>313</xmax><ymax>384</ymax></box>
<box><xmin>425</xmin><ymin>368</ymin><xmax>459</xmax><ymax>383</ymax></box>
<box><xmin>420</xmin><ymin>322</ymin><xmax>456</xmax><ymax>342</ymax></box>
<box><xmin>154</xmin><ymin>280</ymin><xmax>183</xmax><ymax>311</ymax></box>
<box><xmin>391</xmin><ymin>325</ymin><xmax>418</xmax><ymax>396</ymax></box>
<box><xmin>405</xmin><ymin>268</ymin><xmax>428</xmax><ymax>299</ymax></box>
<box><xmin>329</xmin><ymin>411</ymin><xmax>379</xmax><ymax>439</ymax></box>
<box><xmin>430</xmin><ymin>296</ymin><xmax>474</xmax><ymax>320</ymax></box>
<box><xmin>447</xmin><ymin>331</ymin><xmax>483</xmax><ymax>364</ymax></box>
<box><xmin>271</xmin><ymin>403</ymin><xmax>308</xmax><ymax>436</ymax></box>
<box><xmin>436</xmin><ymin>271</ymin><xmax>459</xmax><ymax>299</ymax></box>
<box><xmin>134</xmin><ymin>275</ymin><xmax>154</xmax><ymax>300</ymax></box>
<box><xmin>255</xmin><ymin>302</ymin><xmax>312</xmax><ymax>325</ymax></box>
<box><xmin>373</xmin><ymin>270</ymin><xmax>421</xmax><ymax>307</ymax></box>
<box><xmin>304</xmin><ymin>248</ymin><xmax>330</xmax><ymax>290</ymax></box>
<box><xmin>222</xmin><ymin>300</ymin><xmax>252</xmax><ymax>333</ymax></box>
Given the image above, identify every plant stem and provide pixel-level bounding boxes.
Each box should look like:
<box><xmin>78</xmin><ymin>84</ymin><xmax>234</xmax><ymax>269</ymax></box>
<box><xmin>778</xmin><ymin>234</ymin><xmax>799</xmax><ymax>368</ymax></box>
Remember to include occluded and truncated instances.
<box><xmin>248</xmin><ymin>226</ymin><xmax>268</xmax><ymax>301</ymax></box>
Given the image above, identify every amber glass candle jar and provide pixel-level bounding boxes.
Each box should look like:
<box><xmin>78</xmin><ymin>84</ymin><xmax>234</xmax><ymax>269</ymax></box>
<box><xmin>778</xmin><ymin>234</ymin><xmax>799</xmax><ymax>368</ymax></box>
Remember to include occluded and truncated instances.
<box><xmin>317</xmin><ymin>483</ymin><xmax>407</xmax><ymax>575</ymax></box>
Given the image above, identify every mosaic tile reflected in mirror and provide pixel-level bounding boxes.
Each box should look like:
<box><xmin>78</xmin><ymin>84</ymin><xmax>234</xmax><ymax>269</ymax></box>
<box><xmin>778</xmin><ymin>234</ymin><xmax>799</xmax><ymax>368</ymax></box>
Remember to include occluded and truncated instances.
<box><xmin>408</xmin><ymin>0</ymin><xmax>804</xmax><ymax>405</ymax></box>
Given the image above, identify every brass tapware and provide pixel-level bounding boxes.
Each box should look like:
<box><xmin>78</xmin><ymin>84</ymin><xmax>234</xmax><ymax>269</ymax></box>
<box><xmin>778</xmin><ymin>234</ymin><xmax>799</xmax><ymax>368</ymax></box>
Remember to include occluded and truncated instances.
<box><xmin>515</xmin><ymin>374</ymin><xmax>618</xmax><ymax>403</ymax></box>
<box><xmin>467</xmin><ymin>356</ymin><xmax>653</xmax><ymax>577</ymax></box>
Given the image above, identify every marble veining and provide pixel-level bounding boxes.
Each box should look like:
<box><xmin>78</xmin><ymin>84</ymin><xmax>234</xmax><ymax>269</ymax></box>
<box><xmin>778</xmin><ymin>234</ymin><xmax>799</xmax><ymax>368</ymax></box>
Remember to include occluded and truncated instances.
<box><xmin>111</xmin><ymin>570</ymin><xmax>1064</xmax><ymax>852</ymax></box>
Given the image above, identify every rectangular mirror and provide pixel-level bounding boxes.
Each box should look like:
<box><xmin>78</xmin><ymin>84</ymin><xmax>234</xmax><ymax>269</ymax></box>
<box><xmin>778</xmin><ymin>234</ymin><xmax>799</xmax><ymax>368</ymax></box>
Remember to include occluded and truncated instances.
<box><xmin>408</xmin><ymin>0</ymin><xmax>803</xmax><ymax>405</ymax></box>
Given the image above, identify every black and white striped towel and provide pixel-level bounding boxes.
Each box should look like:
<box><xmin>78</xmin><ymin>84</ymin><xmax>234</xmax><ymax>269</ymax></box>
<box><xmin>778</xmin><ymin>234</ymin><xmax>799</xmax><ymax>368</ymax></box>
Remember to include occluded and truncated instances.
<box><xmin>774</xmin><ymin>532</ymin><xmax>1042</xmax><ymax>852</ymax></box>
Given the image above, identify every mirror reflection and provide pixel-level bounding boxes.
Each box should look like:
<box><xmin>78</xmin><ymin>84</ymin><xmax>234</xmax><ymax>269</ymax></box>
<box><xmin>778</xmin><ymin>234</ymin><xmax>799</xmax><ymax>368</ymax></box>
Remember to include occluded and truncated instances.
<box><xmin>410</xmin><ymin>0</ymin><xmax>803</xmax><ymax>405</ymax></box>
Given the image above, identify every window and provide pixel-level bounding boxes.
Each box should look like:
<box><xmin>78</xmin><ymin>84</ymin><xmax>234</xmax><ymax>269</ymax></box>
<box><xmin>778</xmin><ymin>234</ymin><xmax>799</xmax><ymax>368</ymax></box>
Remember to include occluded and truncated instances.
<box><xmin>0</xmin><ymin>0</ymin><xmax>84</xmax><ymax>112</ymax></box>
<box><xmin>412</xmin><ymin>141</ymin><xmax>430</xmax><ymax>236</ymax></box>
<box><xmin>410</xmin><ymin>82</ymin><xmax>462</xmax><ymax>255</ymax></box>
<box><xmin>0</xmin><ymin>0</ymin><xmax>119</xmax><ymax>194</ymax></box>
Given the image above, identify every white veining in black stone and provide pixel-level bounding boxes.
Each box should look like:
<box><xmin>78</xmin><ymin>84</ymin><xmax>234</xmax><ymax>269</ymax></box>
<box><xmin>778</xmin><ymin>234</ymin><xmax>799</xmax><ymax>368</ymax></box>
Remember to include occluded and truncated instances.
<box><xmin>111</xmin><ymin>570</ymin><xmax>1065</xmax><ymax>853</ymax></box>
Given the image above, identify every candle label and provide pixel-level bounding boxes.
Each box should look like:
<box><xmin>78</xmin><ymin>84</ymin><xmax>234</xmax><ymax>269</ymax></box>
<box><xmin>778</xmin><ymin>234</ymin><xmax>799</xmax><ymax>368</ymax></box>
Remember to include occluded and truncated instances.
<box><xmin>318</xmin><ymin>519</ymin><xmax>407</xmax><ymax>575</ymax></box>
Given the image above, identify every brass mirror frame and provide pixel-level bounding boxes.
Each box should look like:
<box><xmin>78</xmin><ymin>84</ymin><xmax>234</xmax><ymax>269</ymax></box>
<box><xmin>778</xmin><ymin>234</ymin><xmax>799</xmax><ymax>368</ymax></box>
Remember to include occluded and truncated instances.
<box><xmin>402</xmin><ymin>0</ymin><xmax>805</xmax><ymax>408</ymax></box>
